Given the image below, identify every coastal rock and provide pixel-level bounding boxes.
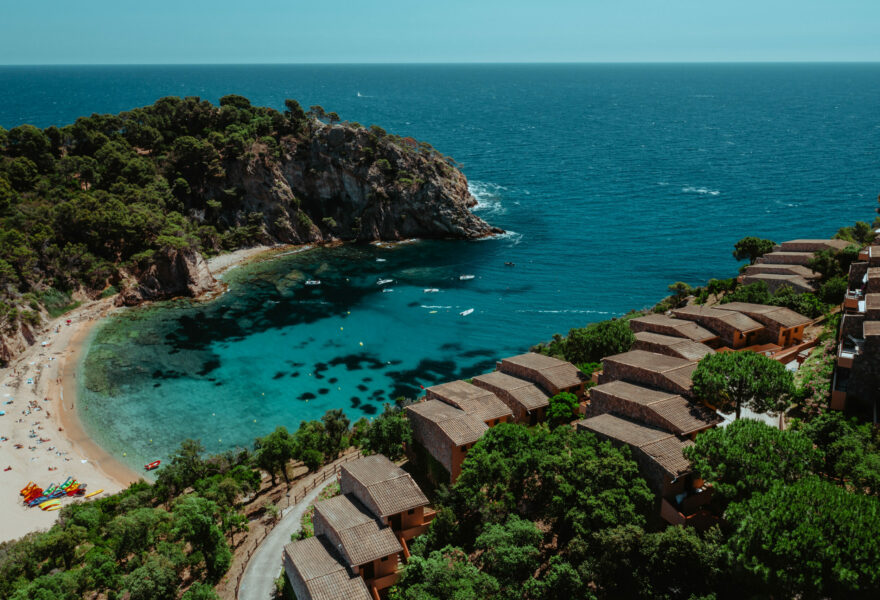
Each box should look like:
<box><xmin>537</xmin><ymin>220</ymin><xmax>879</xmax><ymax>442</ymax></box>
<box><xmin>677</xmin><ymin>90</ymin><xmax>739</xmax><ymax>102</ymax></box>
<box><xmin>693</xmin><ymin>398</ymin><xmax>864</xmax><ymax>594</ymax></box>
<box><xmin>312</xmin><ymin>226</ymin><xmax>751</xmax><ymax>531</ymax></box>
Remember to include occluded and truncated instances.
<box><xmin>0</xmin><ymin>321</ymin><xmax>36</xmax><ymax>366</ymax></box>
<box><xmin>203</xmin><ymin>121</ymin><xmax>502</xmax><ymax>245</ymax></box>
<box><xmin>116</xmin><ymin>247</ymin><xmax>216</xmax><ymax>306</ymax></box>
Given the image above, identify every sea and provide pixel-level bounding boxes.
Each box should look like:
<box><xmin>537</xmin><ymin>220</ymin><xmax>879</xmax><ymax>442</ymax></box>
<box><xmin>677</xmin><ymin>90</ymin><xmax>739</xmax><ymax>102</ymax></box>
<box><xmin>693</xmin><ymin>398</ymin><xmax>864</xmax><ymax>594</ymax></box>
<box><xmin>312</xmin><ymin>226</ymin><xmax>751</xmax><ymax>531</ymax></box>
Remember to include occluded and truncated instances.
<box><xmin>1</xmin><ymin>64</ymin><xmax>878</xmax><ymax>470</ymax></box>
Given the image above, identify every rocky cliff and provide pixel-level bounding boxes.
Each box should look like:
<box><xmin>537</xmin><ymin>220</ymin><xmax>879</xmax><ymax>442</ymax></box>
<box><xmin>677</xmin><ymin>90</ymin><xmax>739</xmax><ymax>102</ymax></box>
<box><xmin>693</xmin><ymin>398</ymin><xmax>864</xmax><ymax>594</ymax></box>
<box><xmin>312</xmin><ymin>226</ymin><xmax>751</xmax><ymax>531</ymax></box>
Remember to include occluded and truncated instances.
<box><xmin>116</xmin><ymin>247</ymin><xmax>215</xmax><ymax>307</ymax></box>
<box><xmin>201</xmin><ymin>120</ymin><xmax>500</xmax><ymax>245</ymax></box>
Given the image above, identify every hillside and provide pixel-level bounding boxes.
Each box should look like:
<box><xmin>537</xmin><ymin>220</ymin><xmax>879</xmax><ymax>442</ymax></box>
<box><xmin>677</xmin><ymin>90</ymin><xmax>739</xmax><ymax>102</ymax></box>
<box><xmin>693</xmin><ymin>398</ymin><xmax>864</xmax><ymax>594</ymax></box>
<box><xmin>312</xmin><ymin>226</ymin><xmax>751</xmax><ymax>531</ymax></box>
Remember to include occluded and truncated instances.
<box><xmin>0</xmin><ymin>96</ymin><xmax>499</xmax><ymax>362</ymax></box>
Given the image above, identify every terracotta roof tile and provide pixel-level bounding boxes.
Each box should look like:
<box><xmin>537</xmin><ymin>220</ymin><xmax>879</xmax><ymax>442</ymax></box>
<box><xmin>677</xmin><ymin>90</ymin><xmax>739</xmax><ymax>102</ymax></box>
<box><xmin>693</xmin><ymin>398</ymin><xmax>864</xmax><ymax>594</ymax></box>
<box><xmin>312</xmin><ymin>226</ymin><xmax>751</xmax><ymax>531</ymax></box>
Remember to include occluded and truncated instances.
<box><xmin>406</xmin><ymin>400</ymin><xmax>488</xmax><ymax>446</ymax></box>
<box><xmin>283</xmin><ymin>538</ymin><xmax>372</xmax><ymax>600</ymax></box>
<box><xmin>314</xmin><ymin>495</ymin><xmax>402</xmax><ymax>567</ymax></box>
<box><xmin>340</xmin><ymin>455</ymin><xmax>428</xmax><ymax>518</ymax></box>
<box><xmin>426</xmin><ymin>380</ymin><xmax>512</xmax><ymax>421</ymax></box>
<box><xmin>472</xmin><ymin>371</ymin><xmax>550</xmax><ymax>410</ymax></box>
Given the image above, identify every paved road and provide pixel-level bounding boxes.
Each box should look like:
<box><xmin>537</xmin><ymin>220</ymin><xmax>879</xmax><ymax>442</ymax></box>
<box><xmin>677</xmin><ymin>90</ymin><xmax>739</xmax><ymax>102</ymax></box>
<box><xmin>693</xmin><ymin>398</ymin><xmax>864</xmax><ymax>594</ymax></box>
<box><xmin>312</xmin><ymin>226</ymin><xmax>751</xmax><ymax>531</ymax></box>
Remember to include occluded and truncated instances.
<box><xmin>238</xmin><ymin>476</ymin><xmax>338</xmax><ymax>600</ymax></box>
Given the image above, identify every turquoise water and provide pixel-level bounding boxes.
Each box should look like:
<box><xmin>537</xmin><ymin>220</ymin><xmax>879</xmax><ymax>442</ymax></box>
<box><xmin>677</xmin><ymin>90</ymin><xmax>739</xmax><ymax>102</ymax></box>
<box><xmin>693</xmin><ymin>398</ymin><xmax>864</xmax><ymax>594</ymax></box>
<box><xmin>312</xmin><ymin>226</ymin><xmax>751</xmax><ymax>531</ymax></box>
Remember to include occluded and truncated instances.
<box><xmin>3</xmin><ymin>64</ymin><xmax>879</xmax><ymax>468</ymax></box>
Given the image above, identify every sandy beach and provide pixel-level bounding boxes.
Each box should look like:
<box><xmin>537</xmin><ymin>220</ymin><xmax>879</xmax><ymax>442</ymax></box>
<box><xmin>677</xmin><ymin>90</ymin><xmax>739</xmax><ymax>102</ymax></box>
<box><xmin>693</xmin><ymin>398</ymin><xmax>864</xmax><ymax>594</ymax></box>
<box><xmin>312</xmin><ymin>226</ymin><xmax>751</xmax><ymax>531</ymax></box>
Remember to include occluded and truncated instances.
<box><xmin>0</xmin><ymin>298</ymin><xmax>141</xmax><ymax>543</ymax></box>
<box><xmin>0</xmin><ymin>245</ymin><xmax>287</xmax><ymax>544</ymax></box>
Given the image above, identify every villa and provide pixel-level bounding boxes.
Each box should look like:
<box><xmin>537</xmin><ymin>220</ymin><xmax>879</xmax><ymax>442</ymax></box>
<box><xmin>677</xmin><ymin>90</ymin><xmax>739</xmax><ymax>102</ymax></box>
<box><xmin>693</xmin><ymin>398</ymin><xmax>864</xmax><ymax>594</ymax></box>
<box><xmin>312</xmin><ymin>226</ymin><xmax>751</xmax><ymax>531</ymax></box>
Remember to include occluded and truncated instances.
<box><xmin>598</xmin><ymin>350</ymin><xmax>697</xmax><ymax>397</ymax></box>
<box><xmin>713</xmin><ymin>302</ymin><xmax>812</xmax><ymax>347</ymax></box>
<box><xmin>671</xmin><ymin>305</ymin><xmax>765</xmax><ymax>349</ymax></box>
<box><xmin>576</xmin><ymin>413</ymin><xmax>712</xmax><ymax>527</ymax></box>
<box><xmin>832</xmin><ymin>243</ymin><xmax>880</xmax><ymax>413</ymax></box>
<box><xmin>405</xmin><ymin>399</ymin><xmax>488</xmax><ymax>483</ymax></box>
<box><xmin>742</xmin><ymin>238</ymin><xmax>849</xmax><ymax>292</ymax></box>
<box><xmin>425</xmin><ymin>380</ymin><xmax>513</xmax><ymax>426</ymax></box>
<box><xmin>284</xmin><ymin>454</ymin><xmax>433</xmax><ymax>600</ymax></box>
<box><xmin>472</xmin><ymin>370</ymin><xmax>549</xmax><ymax>425</ymax></box>
<box><xmin>587</xmin><ymin>379</ymin><xmax>721</xmax><ymax>437</ymax></box>
<box><xmin>632</xmin><ymin>331</ymin><xmax>715</xmax><ymax>361</ymax></box>
<box><xmin>497</xmin><ymin>352</ymin><xmax>589</xmax><ymax>397</ymax></box>
<box><xmin>339</xmin><ymin>455</ymin><xmax>435</xmax><ymax>551</ymax></box>
<box><xmin>628</xmin><ymin>313</ymin><xmax>720</xmax><ymax>346</ymax></box>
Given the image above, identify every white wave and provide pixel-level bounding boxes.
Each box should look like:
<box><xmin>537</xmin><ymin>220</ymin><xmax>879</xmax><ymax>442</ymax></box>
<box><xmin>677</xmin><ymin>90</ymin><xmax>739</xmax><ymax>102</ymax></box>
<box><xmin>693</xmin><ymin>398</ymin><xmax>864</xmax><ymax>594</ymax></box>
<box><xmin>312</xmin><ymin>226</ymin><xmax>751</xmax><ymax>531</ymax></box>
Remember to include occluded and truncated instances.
<box><xmin>469</xmin><ymin>181</ymin><xmax>507</xmax><ymax>216</ymax></box>
<box><xmin>682</xmin><ymin>186</ymin><xmax>720</xmax><ymax>196</ymax></box>
<box><xmin>421</xmin><ymin>305</ymin><xmax>452</xmax><ymax>309</ymax></box>
<box><xmin>476</xmin><ymin>230</ymin><xmax>522</xmax><ymax>245</ymax></box>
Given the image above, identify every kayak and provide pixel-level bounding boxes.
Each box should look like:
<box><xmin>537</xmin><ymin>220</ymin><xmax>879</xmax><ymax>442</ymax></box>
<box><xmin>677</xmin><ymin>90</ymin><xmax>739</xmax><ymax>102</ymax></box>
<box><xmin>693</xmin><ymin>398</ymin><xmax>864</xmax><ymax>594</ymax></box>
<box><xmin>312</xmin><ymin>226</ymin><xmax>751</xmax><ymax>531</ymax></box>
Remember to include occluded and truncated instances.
<box><xmin>460</xmin><ymin>308</ymin><xmax>474</xmax><ymax>316</ymax></box>
<box><xmin>39</xmin><ymin>499</ymin><xmax>61</xmax><ymax>510</ymax></box>
<box><xmin>45</xmin><ymin>505</ymin><xmax>61</xmax><ymax>512</ymax></box>
<box><xmin>144</xmin><ymin>460</ymin><xmax>161</xmax><ymax>471</ymax></box>
<box><xmin>84</xmin><ymin>488</ymin><xmax>103</xmax><ymax>499</ymax></box>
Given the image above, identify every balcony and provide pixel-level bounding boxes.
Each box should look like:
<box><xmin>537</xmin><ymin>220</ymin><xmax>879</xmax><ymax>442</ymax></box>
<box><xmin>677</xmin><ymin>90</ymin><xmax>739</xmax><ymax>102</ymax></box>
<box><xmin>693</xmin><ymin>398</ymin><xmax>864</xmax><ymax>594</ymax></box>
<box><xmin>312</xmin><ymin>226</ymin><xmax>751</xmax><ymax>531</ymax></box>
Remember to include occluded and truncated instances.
<box><xmin>838</xmin><ymin>338</ymin><xmax>863</xmax><ymax>369</ymax></box>
<box><xmin>844</xmin><ymin>290</ymin><xmax>864</xmax><ymax>311</ymax></box>
<box><xmin>369</xmin><ymin>571</ymin><xmax>400</xmax><ymax>592</ymax></box>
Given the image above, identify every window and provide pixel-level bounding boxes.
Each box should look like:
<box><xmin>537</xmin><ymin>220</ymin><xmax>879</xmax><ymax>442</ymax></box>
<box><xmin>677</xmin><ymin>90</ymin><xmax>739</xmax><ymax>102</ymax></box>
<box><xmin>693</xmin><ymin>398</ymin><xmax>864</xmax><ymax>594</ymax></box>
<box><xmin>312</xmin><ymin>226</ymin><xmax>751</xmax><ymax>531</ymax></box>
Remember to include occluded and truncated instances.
<box><xmin>381</xmin><ymin>556</ymin><xmax>389</xmax><ymax>562</ymax></box>
<box><xmin>408</xmin><ymin>508</ymin><xmax>415</xmax><ymax>514</ymax></box>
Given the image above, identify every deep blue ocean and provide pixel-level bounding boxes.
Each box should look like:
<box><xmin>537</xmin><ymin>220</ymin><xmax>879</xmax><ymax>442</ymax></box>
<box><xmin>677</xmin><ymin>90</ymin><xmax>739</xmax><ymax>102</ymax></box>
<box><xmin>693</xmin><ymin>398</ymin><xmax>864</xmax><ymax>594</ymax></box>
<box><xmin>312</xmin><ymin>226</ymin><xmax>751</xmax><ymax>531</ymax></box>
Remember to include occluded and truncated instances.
<box><xmin>2</xmin><ymin>64</ymin><xmax>878</xmax><ymax>469</ymax></box>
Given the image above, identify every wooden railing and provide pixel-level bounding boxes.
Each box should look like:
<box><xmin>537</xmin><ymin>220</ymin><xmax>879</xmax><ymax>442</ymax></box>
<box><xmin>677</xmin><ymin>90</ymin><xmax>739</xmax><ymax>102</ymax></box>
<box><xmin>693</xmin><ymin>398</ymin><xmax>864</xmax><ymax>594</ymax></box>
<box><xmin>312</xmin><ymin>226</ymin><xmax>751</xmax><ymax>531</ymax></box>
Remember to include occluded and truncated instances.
<box><xmin>226</xmin><ymin>450</ymin><xmax>363</xmax><ymax>597</ymax></box>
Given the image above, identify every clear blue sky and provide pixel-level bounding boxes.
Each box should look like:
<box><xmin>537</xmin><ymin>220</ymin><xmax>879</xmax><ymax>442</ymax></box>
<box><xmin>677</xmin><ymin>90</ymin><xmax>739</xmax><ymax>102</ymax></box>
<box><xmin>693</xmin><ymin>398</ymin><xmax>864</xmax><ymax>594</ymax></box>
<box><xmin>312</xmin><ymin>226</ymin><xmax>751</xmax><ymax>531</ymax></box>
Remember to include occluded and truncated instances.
<box><xmin>2</xmin><ymin>0</ymin><xmax>878</xmax><ymax>64</ymax></box>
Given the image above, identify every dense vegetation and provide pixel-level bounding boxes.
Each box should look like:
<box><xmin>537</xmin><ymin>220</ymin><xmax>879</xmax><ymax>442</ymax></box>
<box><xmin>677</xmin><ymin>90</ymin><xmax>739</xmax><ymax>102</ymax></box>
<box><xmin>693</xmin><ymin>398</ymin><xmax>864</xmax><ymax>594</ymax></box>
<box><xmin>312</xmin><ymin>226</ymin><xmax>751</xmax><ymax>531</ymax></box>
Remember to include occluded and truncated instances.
<box><xmin>0</xmin><ymin>95</ymin><xmax>440</xmax><ymax>340</ymax></box>
<box><xmin>391</xmin><ymin>415</ymin><xmax>880</xmax><ymax>600</ymax></box>
<box><xmin>0</xmin><ymin>404</ymin><xmax>412</xmax><ymax>600</ymax></box>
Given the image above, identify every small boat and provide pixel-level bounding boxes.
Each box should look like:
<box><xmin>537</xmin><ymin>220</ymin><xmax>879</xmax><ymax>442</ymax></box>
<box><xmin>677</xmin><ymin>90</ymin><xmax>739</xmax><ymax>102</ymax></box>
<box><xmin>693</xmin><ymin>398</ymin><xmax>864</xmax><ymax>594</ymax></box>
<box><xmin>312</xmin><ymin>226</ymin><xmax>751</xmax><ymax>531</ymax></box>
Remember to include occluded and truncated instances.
<box><xmin>459</xmin><ymin>275</ymin><xmax>475</xmax><ymax>281</ymax></box>
<box><xmin>460</xmin><ymin>308</ymin><xmax>474</xmax><ymax>316</ymax></box>
<box><xmin>376</xmin><ymin>258</ymin><xmax>387</xmax><ymax>262</ymax></box>
<box><xmin>504</xmin><ymin>262</ymin><xmax>515</xmax><ymax>267</ymax></box>
<box><xmin>424</xmin><ymin>288</ymin><xmax>439</xmax><ymax>293</ymax></box>
<box><xmin>145</xmin><ymin>460</ymin><xmax>161</xmax><ymax>471</ymax></box>
<box><xmin>377</xmin><ymin>279</ymin><xmax>394</xmax><ymax>286</ymax></box>
<box><xmin>305</xmin><ymin>280</ymin><xmax>321</xmax><ymax>286</ymax></box>
<box><xmin>84</xmin><ymin>488</ymin><xmax>104</xmax><ymax>499</ymax></box>
<box><xmin>46</xmin><ymin>505</ymin><xmax>61</xmax><ymax>512</ymax></box>
<box><xmin>381</xmin><ymin>288</ymin><xmax>394</xmax><ymax>293</ymax></box>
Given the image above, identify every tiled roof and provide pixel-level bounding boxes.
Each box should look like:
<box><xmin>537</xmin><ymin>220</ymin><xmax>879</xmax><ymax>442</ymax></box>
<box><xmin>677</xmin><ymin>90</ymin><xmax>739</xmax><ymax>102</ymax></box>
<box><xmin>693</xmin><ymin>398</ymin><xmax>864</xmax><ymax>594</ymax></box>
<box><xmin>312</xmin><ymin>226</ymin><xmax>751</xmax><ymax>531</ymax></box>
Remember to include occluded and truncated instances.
<box><xmin>866</xmin><ymin>294</ymin><xmax>880</xmax><ymax>312</ymax></box>
<box><xmin>780</xmin><ymin>238</ymin><xmax>851</xmax><ymax>252</ymax></box>
<box><xmin>742</xmin><ymin>273</ymin><xmax>813</xmax><ymax>290</ymax></box>
<box><xmin>501</xmin><ymin>353</ymin><xmax>587</xmax><ymax>389</ymax></box>
<box><xmin>406</xmin><ymin>399</ymin><xmax>488</xmax><ymax>446</ymax></box>
<box><xmin>673</xmin><ymin>305</ymin><xmax>764</xmax><ymax>332</ymax></box>
<box><xmin>714</xmin><ymin>302</ymin><xmax>811</xmax><ymax>329</ymax></box>
<box><xmin>314</xmin><ymin>495</ymin><xmax>403</xmax><ymax>567</ymax></box>
<box><xmin>633</xmin><ymin>331</ymin><xmax>714</xmax><ymax>361</ymax></box>
<box><xmin>650</xmin><ymin>396</ymin><xmax>722</xmax><ymax>435</ymax></box>
<box><xmin>864</xmin><ymin>321</ymin><xmax>880</xmax><ymax>337</ymax></box>
<box><xmin>341</xmin><ymin>455</ymin><xmax>428</xmax><ymax>518</ymax></box>
<box><xmin>743</xmin><ymin>264</ymin><xmax>820</xmax><ymax>279</ymax></box>
<box><xmin>284</xmin><ymin>538</ymin><xmax>372</xmax><ymax>600</ymax></box>
<box><xmin>629</xmin><ymin>314</ymin><xmax>718</xmax><ymax>342</ymax></box>
<box><xmin>664</xmin><ymin>364</ymin><xmax>698</xmax><ymax>391</ymax></box>
<box><xmin>472</xmin><ymin>371</ymin><xmax>549</xmax><ymax>410</ymax></box>
<box><xmin>578</xmin><ymin>413</ymin><xmax>672</xmax><ymax>447</ymax></box>
<box><xmin>426</xmin><ymin>380</ymin><xmax>512</xmax><ymax>421</ymax></box>
<box><xmin>641</xmin><ymin>436</ymin><xmax>694</xmax><ymax>477</ymax></box>
<box><xmin>577</xmin><ymin>414</ymin><xmax>693</xmax><ymax>477</ymax></box>
<box><xmin>590</xmin><ymin>380</ymin><xmax>719</xmax><ymax>435</ymax></box>
<box><xmin>603</xmin><ymin>350</ymin><xmax>695</xmax><ymax>372</ymax></box>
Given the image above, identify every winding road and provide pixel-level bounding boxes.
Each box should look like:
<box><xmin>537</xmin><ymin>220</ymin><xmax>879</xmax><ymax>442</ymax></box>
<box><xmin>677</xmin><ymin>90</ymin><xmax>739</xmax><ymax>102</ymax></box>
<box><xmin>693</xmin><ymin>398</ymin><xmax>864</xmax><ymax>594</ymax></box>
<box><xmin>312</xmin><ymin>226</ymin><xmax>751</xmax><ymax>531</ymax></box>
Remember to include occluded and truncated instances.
<box><xmin>237</xmin><ymin>476</ymin><xmax>338</xmax><ymax>600</ymax></box>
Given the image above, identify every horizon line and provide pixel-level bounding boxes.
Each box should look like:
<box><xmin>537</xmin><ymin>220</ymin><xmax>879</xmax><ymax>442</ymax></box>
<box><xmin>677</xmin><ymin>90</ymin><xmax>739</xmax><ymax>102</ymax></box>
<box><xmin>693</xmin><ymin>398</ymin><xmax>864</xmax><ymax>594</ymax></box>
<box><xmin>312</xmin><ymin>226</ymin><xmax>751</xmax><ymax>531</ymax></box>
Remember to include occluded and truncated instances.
<box><xmin>2</xmin><ymin>60</ymin><xmax>880</xmax><ymax>67</ymax></box>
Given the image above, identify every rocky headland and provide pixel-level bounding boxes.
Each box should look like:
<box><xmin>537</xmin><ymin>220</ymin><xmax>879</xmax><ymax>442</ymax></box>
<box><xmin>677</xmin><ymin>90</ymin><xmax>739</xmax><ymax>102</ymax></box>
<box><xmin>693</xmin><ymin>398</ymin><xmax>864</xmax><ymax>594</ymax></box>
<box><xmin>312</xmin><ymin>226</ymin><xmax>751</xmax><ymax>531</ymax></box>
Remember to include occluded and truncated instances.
<box><xmin>0</xmin><ymin>96</ymin><xmax>499</xmax><ymax>359</ymax></box>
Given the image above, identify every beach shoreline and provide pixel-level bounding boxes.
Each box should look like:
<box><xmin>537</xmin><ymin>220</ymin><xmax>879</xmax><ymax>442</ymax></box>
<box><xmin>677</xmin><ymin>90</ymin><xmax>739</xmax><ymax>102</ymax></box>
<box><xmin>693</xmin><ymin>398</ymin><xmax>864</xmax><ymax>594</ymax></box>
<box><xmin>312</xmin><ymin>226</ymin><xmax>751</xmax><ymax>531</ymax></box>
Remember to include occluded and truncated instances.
<box><xmin>0</xmin><ymin>244</ymin><xmax>290</xmax><ymax>543</ymax></box>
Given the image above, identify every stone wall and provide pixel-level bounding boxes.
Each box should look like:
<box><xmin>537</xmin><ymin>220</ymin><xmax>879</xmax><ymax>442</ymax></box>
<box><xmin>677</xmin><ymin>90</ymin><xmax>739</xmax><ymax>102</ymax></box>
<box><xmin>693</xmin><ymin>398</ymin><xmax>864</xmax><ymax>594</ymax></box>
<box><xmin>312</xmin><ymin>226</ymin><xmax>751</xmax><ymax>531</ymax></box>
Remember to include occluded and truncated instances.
<box><xmin>589</xmin><ymin>388</ymin><xmax>674</xmax><ymax>432</ymax></box>
<box><xmin>599</xmin><ymin>362</ymin><xmax>691</xmax><ymax>396</ymax></box>
<box><xmin>405</xmin><ymin>411</ymin><xmax>454</xmax><ymax>475</ymax></box>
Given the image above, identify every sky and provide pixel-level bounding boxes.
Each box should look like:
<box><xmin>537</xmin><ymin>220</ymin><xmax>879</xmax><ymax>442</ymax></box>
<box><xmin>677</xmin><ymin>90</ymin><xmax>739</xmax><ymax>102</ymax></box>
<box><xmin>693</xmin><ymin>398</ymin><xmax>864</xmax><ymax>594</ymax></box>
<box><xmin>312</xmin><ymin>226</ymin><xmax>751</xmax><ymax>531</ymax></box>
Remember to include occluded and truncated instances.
<box><xmin>1</xmin><ymin>0</ymin><xmax>879</xmax><ymax>64</ymax></box>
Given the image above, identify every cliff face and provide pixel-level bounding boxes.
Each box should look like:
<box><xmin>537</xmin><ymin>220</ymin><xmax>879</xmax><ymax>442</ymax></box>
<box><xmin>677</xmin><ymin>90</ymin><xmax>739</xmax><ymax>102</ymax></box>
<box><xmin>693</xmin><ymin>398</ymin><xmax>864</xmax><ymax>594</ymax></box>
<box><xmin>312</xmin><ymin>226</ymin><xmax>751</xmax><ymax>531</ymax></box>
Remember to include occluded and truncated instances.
<box><xmin>116</xmin><ymin>247</ymin><xmax>215</xmax><ymax>307</ymax></box>
<box><xmin>204</xmin><ymin>121</ymin><xmax>501</xmax><ymax>245</ymax></box>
